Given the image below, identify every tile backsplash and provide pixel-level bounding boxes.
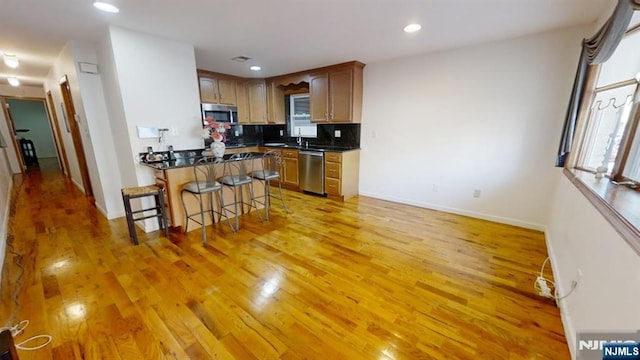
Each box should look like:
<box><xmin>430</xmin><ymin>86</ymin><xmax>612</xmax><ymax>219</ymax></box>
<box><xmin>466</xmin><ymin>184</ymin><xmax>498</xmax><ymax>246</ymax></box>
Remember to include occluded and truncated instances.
<box><xmin>204</xmin><ymin>123</ymin><xmax>360</xmax><ymax>148</ymax></box>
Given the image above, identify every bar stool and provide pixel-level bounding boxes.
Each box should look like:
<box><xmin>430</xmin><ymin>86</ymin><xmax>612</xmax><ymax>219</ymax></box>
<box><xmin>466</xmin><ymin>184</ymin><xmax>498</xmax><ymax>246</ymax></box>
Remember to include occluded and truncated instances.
<box><xmin>121</xmin><ymin>185</ymin><xmax>169</xmax><ymax>245</ymax></box>
<box><xmin>219</xmin><ymin>153</ymin><xmax>262</xmax><ymax>232</ymax></box>
<box><xmin>181</xmin><ymin>156</ymin><xmax>229</xmax><ymax>244</ymax></box>
<box><xmin>250</xmin><ymin>150</ymin><xmax>290</xmax><ymax>220</ymax></box>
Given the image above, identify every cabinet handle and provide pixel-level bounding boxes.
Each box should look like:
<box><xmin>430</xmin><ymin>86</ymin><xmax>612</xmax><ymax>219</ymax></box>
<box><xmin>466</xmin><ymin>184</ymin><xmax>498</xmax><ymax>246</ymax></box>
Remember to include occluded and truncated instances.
<box><xmin>324</xmin><ymin>112</ymin><xmax>328</xmax><ymax>119</ymax></box>
<box><xmin>330</xmin><ymin>112</ymin><xmax>334</xmax><ymax>119</ymax></box>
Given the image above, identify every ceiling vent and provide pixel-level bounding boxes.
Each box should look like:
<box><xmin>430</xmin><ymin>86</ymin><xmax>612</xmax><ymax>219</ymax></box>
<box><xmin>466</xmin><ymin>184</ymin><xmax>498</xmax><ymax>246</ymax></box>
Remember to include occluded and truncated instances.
<box><xmin>231</xmin><ymin>56</ymin><xmax>251</xmax><ymax>62</ymax></box>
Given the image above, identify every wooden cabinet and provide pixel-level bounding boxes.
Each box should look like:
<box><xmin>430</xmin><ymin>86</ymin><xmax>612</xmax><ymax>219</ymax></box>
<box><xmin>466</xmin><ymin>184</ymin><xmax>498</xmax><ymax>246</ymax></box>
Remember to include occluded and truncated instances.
<box><xmin>309</xmin><ymin>62</ymin><xmax>364</xmax><ymax>123</ymax></box>
<box><xmin>236</xmin><ymin>81</ymin><xmax>250</xmax><ymax>123</ymax></box>
<box><xmin>198</xmin><ymin>75</ymin><xmax>237</xmax><ymax>105</ymax></box>
<box><xmin>310</xmin><ymin>74</ymin><xmax>329</xmax><ymax>122</ymax></box>
<box><xmin>282</xmin><ymin>149</ymin><xmax>299</xmax><ymax>188</ymax></box>
<box><xmin>247</xmin><ymin>80</ymin><xmax>268</xmax><ymax>124</ymax></box>
<box><xmin>266</xmin><ymin>80</ymin><xmax>286</xmax><ymax>124</ymax></box>
<box><xmin>324</xmin><ymin>150</ymin><xmax>360</xmax><ymax>201</ymax></box>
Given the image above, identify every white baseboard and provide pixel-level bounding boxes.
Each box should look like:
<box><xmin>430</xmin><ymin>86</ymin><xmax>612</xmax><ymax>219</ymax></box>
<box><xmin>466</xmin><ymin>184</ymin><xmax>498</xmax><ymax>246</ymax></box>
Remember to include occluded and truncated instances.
<box><xmin>358</xmin><ymin>191</ymin><xmax>546</xmax><ymax>231</ymax></box>
<box><xmin>71</xmin><ymin>177</ymin><xmax>85</xmax><ymax>194</ymax></box>
<box><xmin>95</xmin><ymin>202</ymin><xmax>125</xmax><ymax>220</ymax></box>
<box><xmin>544</xmin><ymin>229</ymin><xmax>576</xmax><ymax>359</ymax></box>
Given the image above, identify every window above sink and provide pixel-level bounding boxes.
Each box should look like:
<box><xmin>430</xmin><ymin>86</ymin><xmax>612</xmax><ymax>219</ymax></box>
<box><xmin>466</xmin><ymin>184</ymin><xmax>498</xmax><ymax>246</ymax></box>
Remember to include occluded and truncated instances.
<box><xmin>287</xmin><ymin>94</ymin><xmax>317</xmax><ymax>138</ymax></box>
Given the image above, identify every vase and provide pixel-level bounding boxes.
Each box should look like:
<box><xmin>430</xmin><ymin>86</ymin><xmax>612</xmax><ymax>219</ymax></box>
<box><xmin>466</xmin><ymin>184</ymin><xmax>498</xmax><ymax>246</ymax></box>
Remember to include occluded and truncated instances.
<box><xmin>211</xmin><ymin>140</ymin><xmax>225</xmax><ymax>158</ymax></box>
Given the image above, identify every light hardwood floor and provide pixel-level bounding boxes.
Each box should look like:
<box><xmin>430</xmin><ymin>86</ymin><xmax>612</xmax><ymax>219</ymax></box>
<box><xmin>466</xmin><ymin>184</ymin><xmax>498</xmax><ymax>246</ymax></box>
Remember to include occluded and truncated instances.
<box><xmin>1</xmin><ymin>168</ymin><xmax>569</xmax><ymax>359</ymax></box>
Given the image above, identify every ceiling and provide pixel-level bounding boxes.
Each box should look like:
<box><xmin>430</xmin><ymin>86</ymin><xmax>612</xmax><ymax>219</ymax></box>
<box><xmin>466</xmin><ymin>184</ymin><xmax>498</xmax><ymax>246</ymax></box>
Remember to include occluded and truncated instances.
<box><xmin>0</xmin><ymin>0</ymin><xmax>613</xmax><ymax>87</ymax></box>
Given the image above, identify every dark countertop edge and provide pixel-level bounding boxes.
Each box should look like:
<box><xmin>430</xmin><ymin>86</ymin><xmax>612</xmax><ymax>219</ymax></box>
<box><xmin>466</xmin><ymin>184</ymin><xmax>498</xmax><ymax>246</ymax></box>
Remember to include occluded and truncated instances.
<box><xmin>140</xmin><ymin>145</ymin><xmax>360</xmax><ymax>170</ymax></box>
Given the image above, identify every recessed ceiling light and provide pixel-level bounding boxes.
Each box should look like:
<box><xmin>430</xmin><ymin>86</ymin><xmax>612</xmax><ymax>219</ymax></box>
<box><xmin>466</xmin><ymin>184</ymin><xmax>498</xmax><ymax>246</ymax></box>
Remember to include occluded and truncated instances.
<box><xmin>250</xmin><ymin>66</ymin><xmax>261</xmax><ymax>71</ymax></box>
<box><xmin>8</xmin><ymin>77</ymin><xmax>20</xmax><ymax>87</ymax></box>
<box><xmin>403</xmin><ymin>23</ymin><xmax>422</xmax><ymax>33</ymax></box>
<box><xmin>93</xmin><ymin>1</ymin><xmax>120</xmax><ymax>13</ymax></box>
<box><xmin>3</xmin><ymin>54</ymin><xmax>19</xmax><ymax>68</ymax></box>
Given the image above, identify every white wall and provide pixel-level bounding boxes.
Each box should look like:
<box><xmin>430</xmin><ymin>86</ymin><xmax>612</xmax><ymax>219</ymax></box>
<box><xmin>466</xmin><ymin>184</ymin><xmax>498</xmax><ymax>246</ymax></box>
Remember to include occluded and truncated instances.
<box><xmin>44</xmin><ymin>41</ymin><xmax>124</xmax><ymax>219</ymax></box>
<box><xmin>546</xmin><ymin>172</ymin><xmax>640</xmax><ymax>358</ymax></box>
<box><xmin>45</xmin><ymin>44</ymin><xmax>85</xmax><ymax>191</ymax></box>
<box><xmin>105</xmin><ymin>26</ymin><xmax>202</xmax><ymax>188</ymax></box>
<box><xmin>70</xmin><ymin>41</ymin><xmax>123</xmax><ymax>218</ymax></box>
<box><xmin>360</xmin><ymin>25</ymin><xmax>591</xmax><ymax>230</ymax></box>
<box><xmin>0</xmin><ymin>144</ymin><xmax>13</xmax><ymax>280</ymax></box>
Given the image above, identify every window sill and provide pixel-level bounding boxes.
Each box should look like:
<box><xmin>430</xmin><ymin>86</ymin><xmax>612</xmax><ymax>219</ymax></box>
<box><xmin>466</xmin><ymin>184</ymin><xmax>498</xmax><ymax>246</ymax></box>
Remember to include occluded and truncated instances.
<box><xmin>564</xmin><ymin>168</ymin><xmax>640</xmax><ymax>255</ymax></box>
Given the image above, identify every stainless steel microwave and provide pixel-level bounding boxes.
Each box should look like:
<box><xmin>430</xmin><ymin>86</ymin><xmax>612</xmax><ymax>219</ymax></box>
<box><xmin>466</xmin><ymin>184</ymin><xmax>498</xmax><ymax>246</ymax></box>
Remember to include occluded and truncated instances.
<box><xmin>201</xmin><ymin>103</ymin><xmax>238</xmax><ymax>124</ymax></box>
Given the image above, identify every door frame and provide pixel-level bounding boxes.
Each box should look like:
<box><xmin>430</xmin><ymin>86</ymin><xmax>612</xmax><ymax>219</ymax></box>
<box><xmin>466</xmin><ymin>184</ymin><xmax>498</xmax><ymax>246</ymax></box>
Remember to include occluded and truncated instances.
<box><xmin>60</xmin><ymin>75</ymin><xmax>93</xmax><ymax>197</ymax></box>
<box><xmin>0</xmin><ymin>97</ymin><xmax>26</xmax><ymax>171</ymax></box>
<box><xmin>45</xmin><ymin>91</ymin><xmax>70</xmax><ymax>177</ymax></box>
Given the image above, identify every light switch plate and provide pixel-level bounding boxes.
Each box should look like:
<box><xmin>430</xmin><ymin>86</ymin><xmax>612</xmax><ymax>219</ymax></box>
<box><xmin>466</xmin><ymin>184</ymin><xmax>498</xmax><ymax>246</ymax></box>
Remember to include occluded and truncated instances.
<box><xmin>335</xmin><ymin>130</ymin><xmax>341</xmax><ymax>138</ymax></box>
<box><xmin>279</xmin><ymin>130</ymin><xmax>284</xmax><ymax>136</ymax></box>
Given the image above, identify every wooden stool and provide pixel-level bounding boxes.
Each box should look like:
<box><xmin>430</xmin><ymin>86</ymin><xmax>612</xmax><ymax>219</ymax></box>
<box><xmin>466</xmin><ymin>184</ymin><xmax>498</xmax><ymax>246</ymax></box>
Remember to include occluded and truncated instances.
<box><xmin>121</xmin><ymin>185</ymin><xmax>169</xmax><ymax>245</ymax></box>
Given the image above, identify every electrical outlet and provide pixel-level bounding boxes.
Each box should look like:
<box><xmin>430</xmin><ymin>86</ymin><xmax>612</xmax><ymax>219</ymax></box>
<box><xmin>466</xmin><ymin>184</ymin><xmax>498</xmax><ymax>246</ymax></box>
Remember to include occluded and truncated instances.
<box><xmin>279</xmin><ymin>130</ymin><xmax>283</xmax><ymax>136</ymax></box>
<box><xmin>473</xmin><ymin>189</ymin><xmax>481</xmax><ymax>198</ymax></box>
<box><xmin>235</xmin><ymin>130</ymin><xmax>239</xmax><ymax>136</ymax></box>
<box><xmin>335</xmin><ymin>130</ymin><xmax>341</xmax><ymax>138</ymax></box>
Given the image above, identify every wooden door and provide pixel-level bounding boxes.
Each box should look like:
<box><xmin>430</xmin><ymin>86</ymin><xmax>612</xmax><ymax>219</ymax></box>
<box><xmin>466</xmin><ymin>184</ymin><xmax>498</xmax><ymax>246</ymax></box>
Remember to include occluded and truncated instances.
<box><xmin>46</xmin><ymin>91</ymin><xmax>70</xmax><ymax>176</ymax></box>
<box><xmin>217</xmin><ymin>78</ymin><xmax>237</xmax><ymax>105</ymax></box>
<box><xmin>60</xmin><ymin>76</ymin><xmax>93</xmax><ymax>198</ymax></box>
<box><xmin>199</xmin><ymin>77</ymin><xmax>218</xmax><ymax>103</ymax></box>
<box><xmin>247</xmin><ymin>80</ymin><xmax>267</xmax><ymax>123</ymax></box>
<box><xmin>309</xmin><ymin>73</ymin><xmax>328</xmax><ymax>122</ymax></box>
<box><xmin>329</xmin><ymin>68</ymin><xmax>353</xmax><ymax>122</ymax></box>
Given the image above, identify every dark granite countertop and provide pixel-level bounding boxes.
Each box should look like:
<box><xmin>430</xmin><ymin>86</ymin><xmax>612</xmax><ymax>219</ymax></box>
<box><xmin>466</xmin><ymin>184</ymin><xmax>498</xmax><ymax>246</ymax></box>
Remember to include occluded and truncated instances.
<box><xmin>141</xmin><ymin>151</ymin><xmax>266</xmax><ymax>170</ymax></box>
<box><xmin>141</xmin><ymin>143</ymin><xmax>360</xmax><ymax>170</ymax></box>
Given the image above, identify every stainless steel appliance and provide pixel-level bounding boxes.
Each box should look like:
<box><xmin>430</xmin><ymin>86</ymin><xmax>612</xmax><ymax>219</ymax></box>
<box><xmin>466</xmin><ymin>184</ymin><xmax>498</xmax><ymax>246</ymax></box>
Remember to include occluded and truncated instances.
<box><xmin>299</xmin><ymin>150</ymin><xmax>325</xmax><ymax>195</ymax></box>
<box><xmin>201</xmin><ymin>103</ymin><xmax>237</xmax><ymax>123</ymax></box>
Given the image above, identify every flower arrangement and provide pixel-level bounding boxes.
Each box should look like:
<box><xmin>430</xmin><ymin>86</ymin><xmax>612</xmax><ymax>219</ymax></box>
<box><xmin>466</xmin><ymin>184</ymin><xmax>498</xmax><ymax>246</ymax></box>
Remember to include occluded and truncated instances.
<box><xmin>202</xmin><ymin>116</ymin><xmax>230</xmax><ymax>142</ymax></box>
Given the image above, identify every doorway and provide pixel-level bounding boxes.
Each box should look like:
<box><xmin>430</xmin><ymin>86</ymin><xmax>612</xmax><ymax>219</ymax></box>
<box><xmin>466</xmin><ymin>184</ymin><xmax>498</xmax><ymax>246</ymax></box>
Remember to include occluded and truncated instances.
<box><xmin>5</xmin><ymin>98</ymin><xmax>59</xmax><ymax>172</ymax></box>
<box><xmin>59</xmin><ymin>75</ymin><xmax>93</xmax><ymax>197</ymax></box>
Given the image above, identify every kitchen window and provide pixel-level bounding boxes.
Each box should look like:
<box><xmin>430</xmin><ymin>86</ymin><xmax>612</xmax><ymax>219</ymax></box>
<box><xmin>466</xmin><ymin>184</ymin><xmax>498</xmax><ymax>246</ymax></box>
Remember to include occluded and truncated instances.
<box><xmin>288</xmin><ymin>94</ymin><xmax>316</xmax><ymax>138</ymax></box>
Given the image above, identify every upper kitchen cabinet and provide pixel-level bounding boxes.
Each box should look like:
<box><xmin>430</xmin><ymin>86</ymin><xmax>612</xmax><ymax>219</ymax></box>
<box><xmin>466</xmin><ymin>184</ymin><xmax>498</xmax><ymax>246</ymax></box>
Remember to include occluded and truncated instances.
<box><xmin>197</xmin><ymin>70</ymin><xmax>238</xmax><ymax>105</ymax></box>
<box><xmin>266</xmin><ymin>80</ymin><xmax>285</xmax><ymax>124</ymax></box>
<box><xmin>246</xmin><ymin>80</ymin><xmax>268</xmax><ymax>124</ymax></box>
<box><xmin>236</xmin><ymin>81</ymin><xmax>250</xmax><ymax>124</ymax></box>
<box><xmin>309</xmin><ymin>62</ymin><xmax>364</xmax><ymax>123</ymax></box>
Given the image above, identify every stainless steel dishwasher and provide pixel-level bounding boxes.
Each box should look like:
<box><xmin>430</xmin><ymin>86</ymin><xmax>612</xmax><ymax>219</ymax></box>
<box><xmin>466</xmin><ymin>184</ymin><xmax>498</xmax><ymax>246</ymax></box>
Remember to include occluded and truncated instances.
<box><xmin>299</xmin><ymin>150</ymin><xmax>325</xmax><ymax>195</ymax></box>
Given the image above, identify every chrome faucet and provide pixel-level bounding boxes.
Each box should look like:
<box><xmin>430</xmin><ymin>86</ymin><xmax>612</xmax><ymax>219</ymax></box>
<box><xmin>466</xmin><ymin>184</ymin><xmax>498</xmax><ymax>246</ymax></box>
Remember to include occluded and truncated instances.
<box><xmin>296</xmin><ymin>129</ymin><xmax>302</xmax><ymax>147</ymax></box>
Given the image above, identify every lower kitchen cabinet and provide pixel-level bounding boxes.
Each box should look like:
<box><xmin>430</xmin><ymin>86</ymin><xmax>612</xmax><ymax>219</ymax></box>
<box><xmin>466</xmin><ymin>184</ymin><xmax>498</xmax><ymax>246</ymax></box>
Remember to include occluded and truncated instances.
<box><xmin>324</xmin><ymin>150</ymin><xmax>360</xmax><ymax>201</ymax></box>
<box><xmin>282</xmin><ymin>149</ymin><xmax>299</xmax><ymax>188</ymax></box>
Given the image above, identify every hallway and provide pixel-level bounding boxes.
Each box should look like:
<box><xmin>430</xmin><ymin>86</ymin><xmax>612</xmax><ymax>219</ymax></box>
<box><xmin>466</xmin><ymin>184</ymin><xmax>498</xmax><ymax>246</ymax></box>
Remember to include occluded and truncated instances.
<box><xmin>1</xmin><ymin>168</ymin><xmax>569</xmax><ymax>359</ymax></box>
